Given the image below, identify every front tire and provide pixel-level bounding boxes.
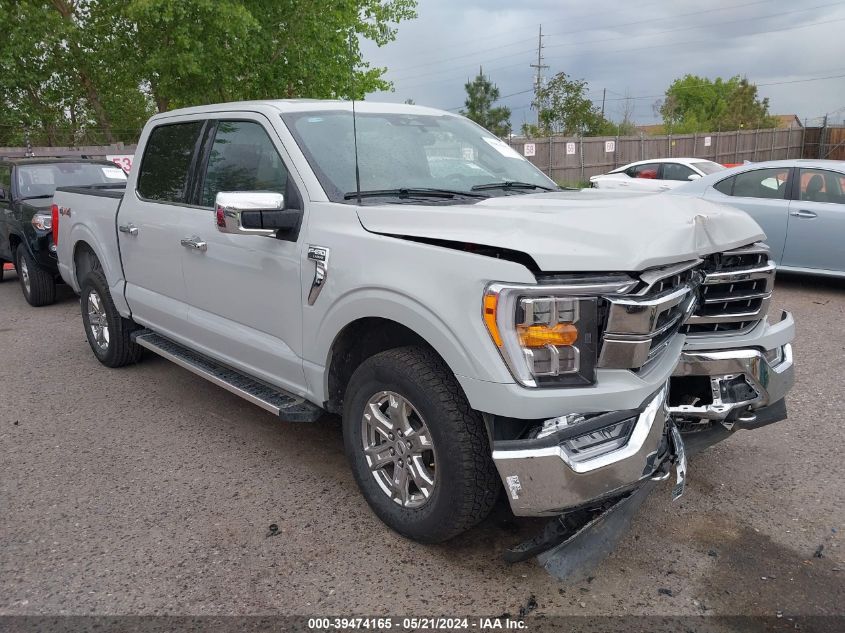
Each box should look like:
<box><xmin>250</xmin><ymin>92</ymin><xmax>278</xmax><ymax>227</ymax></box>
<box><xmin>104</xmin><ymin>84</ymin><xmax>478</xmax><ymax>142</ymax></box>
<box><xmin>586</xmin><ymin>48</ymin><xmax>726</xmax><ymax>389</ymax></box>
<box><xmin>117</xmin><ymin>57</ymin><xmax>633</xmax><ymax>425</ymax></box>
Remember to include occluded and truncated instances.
<box><xmin>343</xmin><ymin>346</ymin><xmax>500</xmax><ymax>543</ymax></box>
<box><xmin>16</xmin><ymin>247</ymin><xmax>56</xmax><ymax>306</ymax></box>
<box><xmin>80</xmin><ymin>270</ymin><xmax>142</xmax><ymax>368</ymax></box>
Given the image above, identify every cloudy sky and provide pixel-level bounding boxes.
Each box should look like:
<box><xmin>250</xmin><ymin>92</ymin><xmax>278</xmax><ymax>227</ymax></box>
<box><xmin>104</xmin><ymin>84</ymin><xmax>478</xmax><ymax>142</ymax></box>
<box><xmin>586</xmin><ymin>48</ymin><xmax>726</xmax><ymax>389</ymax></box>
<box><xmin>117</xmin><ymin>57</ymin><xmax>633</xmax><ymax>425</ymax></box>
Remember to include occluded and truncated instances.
<box><xmin>360</xmin><ymin>0</ymin><xmax>845</xmax><ymax>128</ymax></box>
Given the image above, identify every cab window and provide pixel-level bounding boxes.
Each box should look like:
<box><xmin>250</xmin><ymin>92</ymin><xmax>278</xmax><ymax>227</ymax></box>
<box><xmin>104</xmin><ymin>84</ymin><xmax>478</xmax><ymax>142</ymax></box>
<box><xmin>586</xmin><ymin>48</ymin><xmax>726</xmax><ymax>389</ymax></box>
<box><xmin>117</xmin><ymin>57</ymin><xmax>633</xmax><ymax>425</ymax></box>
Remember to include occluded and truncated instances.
<box><xmin>200</xmin><ymin>121</ymin><xmax>287</xmax><ymax>208</ymax></box>
<box><xmin>137</xmin><ymin>121</ymin><xmax>204</xmax><ymax>203</ymax></box>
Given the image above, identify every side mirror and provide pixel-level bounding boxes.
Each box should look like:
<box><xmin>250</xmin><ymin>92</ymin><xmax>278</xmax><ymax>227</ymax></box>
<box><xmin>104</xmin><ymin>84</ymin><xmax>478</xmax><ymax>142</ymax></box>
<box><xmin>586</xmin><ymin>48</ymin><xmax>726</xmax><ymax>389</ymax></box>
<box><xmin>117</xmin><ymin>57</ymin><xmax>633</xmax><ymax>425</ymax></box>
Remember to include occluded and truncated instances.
<box><xmin>0</xmin><ymin>187</ymin><xmax>8</xmax><ymax>201</ymax></box>
<box><xmin>214</xmin><ymin>191</ymin><xmax>301</xmax><ymax>236</ymax></box>
<box><xmin>687</xmin><ymin>174</ymin><xmax>702</xmax><ymax>181</ymax></box>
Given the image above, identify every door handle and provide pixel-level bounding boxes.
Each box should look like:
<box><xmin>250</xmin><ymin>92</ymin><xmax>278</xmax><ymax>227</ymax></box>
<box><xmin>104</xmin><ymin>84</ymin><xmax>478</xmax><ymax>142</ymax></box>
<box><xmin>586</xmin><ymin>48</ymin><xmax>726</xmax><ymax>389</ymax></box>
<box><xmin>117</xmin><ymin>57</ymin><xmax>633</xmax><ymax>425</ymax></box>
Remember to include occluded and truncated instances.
<box><xmin>180</xmin><ymin>236</ymin><xmax>208</xmax><ymax>252</ymax></box>
<box><xmin>118</xmin><ymin>223</ymin><xmax>139</xmax><ymax>236</ymax></box>
<box><xmin>789</xmin><ymin>210</ymin><xmax>817</xmax><ymax>218</ymax></box>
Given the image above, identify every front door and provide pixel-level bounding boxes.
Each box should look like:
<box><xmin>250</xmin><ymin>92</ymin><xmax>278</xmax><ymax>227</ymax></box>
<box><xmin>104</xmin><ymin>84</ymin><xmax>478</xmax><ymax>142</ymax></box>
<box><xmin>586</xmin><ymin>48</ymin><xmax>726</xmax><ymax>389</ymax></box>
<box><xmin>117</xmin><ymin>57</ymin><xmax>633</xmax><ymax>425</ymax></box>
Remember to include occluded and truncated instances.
<box><xmin>179</xmin><ymin>117</ymin><xmax>307</xmax><ymax>394</ymax></box>
<box><xmin>119</xmin><ymin>120</ymin><xmax>205</xmax><ymax>337</ymax></box>
<box><xmin>782</xmin><ymin>167</ymin><xmax>845</xmax><ymax>273</ymax></box>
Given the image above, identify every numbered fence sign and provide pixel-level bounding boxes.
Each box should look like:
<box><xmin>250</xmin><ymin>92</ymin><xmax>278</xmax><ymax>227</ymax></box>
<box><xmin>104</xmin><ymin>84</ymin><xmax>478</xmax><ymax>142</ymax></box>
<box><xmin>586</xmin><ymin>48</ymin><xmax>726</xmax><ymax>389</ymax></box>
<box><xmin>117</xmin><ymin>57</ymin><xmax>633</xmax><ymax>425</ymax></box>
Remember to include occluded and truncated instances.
<box><xmin>566</xmin><ymin>142</ymin><xmax>576</xmax><ymax>155</ymax></box>
<box><xmin>605</xmin><ymin>140</ymin><xmax>616</xmax><ymax>153</ymax></box>
<box><xmin>704</xmin><ymin>136</ymin><xmax>712</xmax><ymax>147</ymax></box>
<box><xmin>523</xmin><ymin>143</ymin><xmax>536</xmax><ymax>157</ymax></box>
<box><xmin>107</xmin><ymin>154</ymin><xmax>134</xmax><ymax>173</ymax></box>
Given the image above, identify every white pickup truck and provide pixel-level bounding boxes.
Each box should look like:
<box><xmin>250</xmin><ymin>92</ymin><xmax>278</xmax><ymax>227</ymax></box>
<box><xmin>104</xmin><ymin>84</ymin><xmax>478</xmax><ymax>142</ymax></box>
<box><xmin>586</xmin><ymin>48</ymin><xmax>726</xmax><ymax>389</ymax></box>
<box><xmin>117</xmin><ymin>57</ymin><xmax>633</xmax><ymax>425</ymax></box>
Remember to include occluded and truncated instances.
<box><xmin>54</xmin><ymin>100</ymin><xmax>794</xmax><ymax>552</ymax></box>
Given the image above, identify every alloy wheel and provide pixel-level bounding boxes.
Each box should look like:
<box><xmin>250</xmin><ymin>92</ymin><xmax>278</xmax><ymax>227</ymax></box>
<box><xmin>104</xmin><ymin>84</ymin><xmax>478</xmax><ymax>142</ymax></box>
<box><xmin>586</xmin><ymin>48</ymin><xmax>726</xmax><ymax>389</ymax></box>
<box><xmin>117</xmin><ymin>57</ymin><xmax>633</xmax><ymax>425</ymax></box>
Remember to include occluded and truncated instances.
<box><xmin>361</xmin><ymin>391</ymin><xmax>437</xmax><ymax>508</ymax></box>
<box><xmin>87</xmin><ymin>289</ymin><xmax>110</xmax><ymax>351</ymax></box>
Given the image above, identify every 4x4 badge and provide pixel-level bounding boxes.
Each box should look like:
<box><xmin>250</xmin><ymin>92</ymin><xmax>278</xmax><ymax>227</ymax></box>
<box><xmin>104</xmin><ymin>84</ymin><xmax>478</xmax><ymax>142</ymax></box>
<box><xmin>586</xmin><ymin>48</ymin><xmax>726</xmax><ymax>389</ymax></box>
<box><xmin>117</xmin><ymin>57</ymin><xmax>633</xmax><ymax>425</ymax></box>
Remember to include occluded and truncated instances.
<box><xmin>307</xmin><ymin>246</ymin><xmax>330</xmax><ymax>305</ymax></box>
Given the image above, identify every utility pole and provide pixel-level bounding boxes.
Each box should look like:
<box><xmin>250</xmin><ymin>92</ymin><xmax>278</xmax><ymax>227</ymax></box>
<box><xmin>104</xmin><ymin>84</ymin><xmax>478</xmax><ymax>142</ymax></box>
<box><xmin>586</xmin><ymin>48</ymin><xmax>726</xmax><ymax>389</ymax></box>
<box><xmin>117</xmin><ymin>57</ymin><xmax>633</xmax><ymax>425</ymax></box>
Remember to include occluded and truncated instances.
<box><xmin>529</xmin><ymin>25</ymin><xmax>548</xmax><ymax>126</ymax></box>
<box><xmin>601</xmin><ymin>88</ymin><xmax>607</xmax><ymax>118</ymax></box>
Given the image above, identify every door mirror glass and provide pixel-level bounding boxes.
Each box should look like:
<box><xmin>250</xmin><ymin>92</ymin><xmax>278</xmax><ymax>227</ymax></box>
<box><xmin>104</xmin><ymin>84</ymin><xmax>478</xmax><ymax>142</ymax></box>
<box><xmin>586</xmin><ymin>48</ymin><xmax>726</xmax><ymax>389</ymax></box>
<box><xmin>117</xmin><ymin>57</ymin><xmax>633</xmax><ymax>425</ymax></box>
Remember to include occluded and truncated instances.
<box><xmin>215</xmin><ymin>191</ymin><xmax>301</xmax><ymax>235</ymax></box>
<box><xmin>687</xmin><ymin>174</ymin><xmax>702</xmax><ymax>181</ymax></box>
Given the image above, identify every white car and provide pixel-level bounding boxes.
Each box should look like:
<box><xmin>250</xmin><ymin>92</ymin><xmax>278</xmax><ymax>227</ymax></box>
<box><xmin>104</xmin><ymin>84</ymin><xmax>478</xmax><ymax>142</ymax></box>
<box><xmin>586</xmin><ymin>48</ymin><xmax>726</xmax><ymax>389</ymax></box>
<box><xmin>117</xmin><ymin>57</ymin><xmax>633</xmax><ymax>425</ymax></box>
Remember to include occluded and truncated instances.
<box><xmin>590</xmin><ymin>158</ymin><xmax>726</xmax><ymax>192</ymax></box>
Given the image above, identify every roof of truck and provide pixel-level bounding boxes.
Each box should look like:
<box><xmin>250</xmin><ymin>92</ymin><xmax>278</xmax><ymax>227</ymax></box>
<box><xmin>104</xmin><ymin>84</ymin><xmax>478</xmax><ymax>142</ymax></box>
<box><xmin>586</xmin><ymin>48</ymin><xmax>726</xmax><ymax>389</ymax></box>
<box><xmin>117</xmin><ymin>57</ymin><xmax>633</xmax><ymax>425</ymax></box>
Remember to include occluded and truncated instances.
<box><xmin>150</xmin><ymin>99</ymin><xmax>456</xmax><ymax>122</ymax></box>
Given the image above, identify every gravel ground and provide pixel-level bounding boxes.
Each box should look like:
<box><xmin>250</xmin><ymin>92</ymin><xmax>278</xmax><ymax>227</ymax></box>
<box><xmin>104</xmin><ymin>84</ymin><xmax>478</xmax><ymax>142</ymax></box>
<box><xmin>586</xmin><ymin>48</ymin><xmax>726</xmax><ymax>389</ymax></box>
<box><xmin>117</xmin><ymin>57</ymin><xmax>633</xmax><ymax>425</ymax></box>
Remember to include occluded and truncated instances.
<box><xmin>1</xmin><ymin>271</ymin><xmax>843</xmax><ymax>620</ymax></box>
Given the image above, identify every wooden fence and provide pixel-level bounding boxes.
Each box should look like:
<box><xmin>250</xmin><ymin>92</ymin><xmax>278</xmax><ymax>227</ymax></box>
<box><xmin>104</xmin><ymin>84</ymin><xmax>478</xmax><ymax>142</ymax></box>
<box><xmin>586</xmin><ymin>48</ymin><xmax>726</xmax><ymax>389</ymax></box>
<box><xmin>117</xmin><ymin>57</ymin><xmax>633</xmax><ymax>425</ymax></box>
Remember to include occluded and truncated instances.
<box><xmin>507</xmin><ymin>128</ymin><xmax>812</xmax><ymax>184</ymax></box>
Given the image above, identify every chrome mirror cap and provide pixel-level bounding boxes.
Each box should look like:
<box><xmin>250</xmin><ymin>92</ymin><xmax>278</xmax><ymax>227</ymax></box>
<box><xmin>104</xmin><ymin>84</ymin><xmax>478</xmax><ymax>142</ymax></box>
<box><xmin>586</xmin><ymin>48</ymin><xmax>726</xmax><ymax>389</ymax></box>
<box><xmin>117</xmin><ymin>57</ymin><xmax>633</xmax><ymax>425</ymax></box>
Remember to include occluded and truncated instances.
<box><xmin>214</xmin><ymin>191</ymin><xmax>284</xmax><ymax>236</ymax></box>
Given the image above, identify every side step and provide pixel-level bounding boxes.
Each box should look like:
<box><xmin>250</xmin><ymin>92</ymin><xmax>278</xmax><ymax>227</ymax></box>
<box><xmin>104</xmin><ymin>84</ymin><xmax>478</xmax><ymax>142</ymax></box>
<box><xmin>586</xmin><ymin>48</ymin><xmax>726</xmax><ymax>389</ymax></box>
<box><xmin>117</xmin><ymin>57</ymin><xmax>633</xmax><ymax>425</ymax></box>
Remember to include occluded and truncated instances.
<box><xmin>131</xmin><ymin>329</ymin><xmax>323</xmax><ymax>422</ymax></box>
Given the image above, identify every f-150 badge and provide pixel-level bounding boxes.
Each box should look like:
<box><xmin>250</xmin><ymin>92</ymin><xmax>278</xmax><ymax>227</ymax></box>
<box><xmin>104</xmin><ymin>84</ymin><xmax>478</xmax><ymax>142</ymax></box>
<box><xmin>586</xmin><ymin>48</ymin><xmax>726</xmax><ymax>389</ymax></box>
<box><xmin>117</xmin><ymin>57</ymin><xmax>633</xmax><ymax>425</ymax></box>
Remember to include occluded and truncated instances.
<box><xmin>307</xmin><ymin>246</ymin><xmax>330</xmax><ymax>305</ymax></box>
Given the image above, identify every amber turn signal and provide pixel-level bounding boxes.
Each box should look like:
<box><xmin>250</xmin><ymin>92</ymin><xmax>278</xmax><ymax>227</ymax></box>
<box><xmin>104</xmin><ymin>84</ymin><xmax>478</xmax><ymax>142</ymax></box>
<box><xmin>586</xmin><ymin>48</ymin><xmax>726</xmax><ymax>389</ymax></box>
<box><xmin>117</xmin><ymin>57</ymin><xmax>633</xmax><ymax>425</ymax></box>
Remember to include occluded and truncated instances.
<box><xmin>517</xmin><ymin>323</ymin><xmax>578</xmax><ymax>348</ymax></box>
<box><xmin>483</xmin><ymin>293</ymin><xmax>503</xmax><ymax>347</ymax></box>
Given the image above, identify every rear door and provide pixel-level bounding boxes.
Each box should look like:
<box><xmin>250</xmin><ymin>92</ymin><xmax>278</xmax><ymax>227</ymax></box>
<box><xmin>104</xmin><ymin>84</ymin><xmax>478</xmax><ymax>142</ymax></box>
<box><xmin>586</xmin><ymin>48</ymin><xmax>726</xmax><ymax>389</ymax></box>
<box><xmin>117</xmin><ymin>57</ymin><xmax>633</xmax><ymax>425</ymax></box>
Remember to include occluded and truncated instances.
<box><xmin>118</xmin><ymin>120</ymin><xmax>204</xmax><ymax>337</ymax></box>
<box><xmin>703</xmin><ymin>167</ymin><xmax>792</xmax><ymax>261</ymax></box>
<box><xmin>178</xmin><ymin>116</ymin><xmax>307</xmax><ymax>392</ymax></box>
<box><xmin>782</xmin><ymin>167</ymin><xmax>845</xmax><ymax>273</ymax></box>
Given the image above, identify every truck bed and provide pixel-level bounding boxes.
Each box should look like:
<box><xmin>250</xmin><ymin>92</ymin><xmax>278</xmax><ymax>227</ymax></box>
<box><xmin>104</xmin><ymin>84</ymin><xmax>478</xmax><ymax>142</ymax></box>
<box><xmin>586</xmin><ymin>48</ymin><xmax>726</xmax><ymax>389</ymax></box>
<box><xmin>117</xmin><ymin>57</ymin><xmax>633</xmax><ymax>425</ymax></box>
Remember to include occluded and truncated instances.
<box><xmin>53</xmin><ymin>184</ymin><xmax>127</xmax><ymax>300</ymax></box>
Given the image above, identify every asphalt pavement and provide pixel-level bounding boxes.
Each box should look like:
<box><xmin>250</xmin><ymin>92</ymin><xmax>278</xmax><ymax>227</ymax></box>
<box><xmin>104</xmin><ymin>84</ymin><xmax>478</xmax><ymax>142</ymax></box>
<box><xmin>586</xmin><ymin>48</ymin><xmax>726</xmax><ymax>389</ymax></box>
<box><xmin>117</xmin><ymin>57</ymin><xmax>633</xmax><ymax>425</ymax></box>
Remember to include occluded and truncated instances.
<box><xmin>1</xmin><ymin>271</ymin><xmax>843</xmax><ymax>620</ymax></box>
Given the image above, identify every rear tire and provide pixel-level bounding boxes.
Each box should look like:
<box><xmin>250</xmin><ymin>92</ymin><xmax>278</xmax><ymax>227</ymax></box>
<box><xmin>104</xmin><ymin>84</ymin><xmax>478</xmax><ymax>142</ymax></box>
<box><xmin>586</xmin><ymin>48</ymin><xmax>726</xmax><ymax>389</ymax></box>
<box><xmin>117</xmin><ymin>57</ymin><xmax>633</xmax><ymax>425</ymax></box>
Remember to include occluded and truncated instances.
<box><xmin>80</xmin><ymin>270</ymin><xmax>142</xmax><ymax>368</ymax></box>
<box><xmin>16</xmin><ymin>247</ymin><xmax>56</xmax><ymax>306</ymax></box>
<box><xmin>342</xmin><ymin>346</ymin><xmax>500</xmax><ymax>543</ymax></box>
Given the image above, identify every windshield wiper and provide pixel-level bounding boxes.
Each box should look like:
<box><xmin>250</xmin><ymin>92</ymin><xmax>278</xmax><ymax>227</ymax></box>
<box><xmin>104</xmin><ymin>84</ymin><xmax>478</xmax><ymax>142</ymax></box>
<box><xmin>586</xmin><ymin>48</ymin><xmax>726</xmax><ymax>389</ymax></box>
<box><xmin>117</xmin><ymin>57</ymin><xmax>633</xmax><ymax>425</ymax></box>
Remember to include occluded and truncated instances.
<box><xmin>343</xmin><ymin>188</ymin><xmax>489</xmax><ymax>201</ymax></box>
<box><xmin>20</xmin><ymin>194</ymin><xmax>54</xmax><ymax>201</ymax></box>
<box><xmin>471</xmin><ymin>181</ymin><xmax>558</xmax><ymax>192</ymax></box>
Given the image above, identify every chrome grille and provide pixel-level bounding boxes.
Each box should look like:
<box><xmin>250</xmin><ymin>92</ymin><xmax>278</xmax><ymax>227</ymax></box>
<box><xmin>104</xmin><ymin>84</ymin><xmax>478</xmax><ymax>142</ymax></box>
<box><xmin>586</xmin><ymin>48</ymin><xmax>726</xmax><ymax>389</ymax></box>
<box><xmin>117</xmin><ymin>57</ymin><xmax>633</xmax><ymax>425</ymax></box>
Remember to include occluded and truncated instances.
<box><xmin>598</xmin><ymin>260</ymin><xmax>700</xmax><ymax>369</ymax></box>
<box><xmin>682</xmin><ymin>243</ymin><xmax>774</xmax><ymax>336</ymax></box>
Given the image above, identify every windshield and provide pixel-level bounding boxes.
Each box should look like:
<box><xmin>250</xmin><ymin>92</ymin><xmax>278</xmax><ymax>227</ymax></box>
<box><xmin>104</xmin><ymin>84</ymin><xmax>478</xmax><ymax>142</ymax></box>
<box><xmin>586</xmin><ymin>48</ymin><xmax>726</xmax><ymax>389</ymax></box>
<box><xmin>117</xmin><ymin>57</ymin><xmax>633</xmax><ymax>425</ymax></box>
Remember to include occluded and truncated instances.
<box><xmin>692</xmin><ymin>161</ymin><xmax>726</xmax><ymax>175</ymax></box>
<box><xmin>281</xmin><ymin>111</ymin><xmax>557</xmax><ymax>203</ymax></box>
<box><xmin>16</xmin><ymin>162</ymin><xmax>127</xmax><ymax>199</ymax></box>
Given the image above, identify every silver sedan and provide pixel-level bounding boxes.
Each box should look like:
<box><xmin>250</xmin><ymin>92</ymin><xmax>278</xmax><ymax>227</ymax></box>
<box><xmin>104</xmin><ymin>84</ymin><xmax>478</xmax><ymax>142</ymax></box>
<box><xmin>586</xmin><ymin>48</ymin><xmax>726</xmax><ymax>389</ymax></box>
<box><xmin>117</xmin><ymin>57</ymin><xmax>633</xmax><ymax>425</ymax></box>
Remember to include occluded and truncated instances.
<box><xmin>671</xmin><ymin>159</ymin><xmax>845</xmax><ymax>278</ymax></box>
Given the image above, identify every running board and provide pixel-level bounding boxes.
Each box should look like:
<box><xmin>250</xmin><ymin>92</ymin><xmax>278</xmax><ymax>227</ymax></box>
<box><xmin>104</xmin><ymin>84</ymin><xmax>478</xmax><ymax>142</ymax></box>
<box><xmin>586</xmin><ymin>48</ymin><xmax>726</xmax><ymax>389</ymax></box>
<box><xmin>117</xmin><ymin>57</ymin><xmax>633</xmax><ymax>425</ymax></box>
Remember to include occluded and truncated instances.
<box><xmin>131</xmin><ymin>330</ymin><xmax>322</xmax><ymax>422</ymax></box>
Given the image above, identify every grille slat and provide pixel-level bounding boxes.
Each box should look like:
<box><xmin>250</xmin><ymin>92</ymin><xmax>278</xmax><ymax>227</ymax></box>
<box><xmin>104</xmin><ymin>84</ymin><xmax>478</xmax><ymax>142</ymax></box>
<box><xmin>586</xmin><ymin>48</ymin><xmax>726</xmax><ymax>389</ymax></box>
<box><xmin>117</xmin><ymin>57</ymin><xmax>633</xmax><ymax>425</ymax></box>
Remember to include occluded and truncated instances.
<box><xmin>682</xmin><ymin>243</ymin><xmax>774</xmax><ymax>336</ymax></box>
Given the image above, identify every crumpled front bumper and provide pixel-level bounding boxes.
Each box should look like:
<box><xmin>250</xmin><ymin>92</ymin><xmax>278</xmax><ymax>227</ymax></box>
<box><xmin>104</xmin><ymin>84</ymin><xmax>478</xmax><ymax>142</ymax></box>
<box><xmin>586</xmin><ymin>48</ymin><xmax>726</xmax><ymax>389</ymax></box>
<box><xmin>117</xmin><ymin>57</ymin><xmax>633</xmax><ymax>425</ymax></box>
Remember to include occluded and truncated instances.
<box><xmin>492</xmin><ymin>387</ymin><xmax>671</xmax><ymax>517</ymax></box>
<box><xmin>670</xmin><ymin>310</ymin><xmax>795</xmax><ymax>428</ymax></box>
<box><xmin>491</xmin><ymin>312</ymin><xmax>795</xmax><ymax>518</ymax></box>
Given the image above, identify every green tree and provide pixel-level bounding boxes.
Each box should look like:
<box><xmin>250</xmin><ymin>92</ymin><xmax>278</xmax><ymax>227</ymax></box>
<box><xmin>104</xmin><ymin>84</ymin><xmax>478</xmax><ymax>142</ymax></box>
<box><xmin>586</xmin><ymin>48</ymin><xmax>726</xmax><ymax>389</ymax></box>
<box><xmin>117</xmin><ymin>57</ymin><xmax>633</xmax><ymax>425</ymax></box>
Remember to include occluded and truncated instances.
<box><xmin>525</xmin><ymin>72</ymin><xmax>610</xmax><ymax>137</ymax></box>
<box><xmin>0</xmin><ymin>0</ymin><xmax>417</xmax><ymax>146</ymax></box>
<box><xmin>460</xmin><ymin>69</ymin><xmax>512</xmax><ymax>138</ymax></box>
<box><xmin>659</xmin><ymin>75</ymin><xmax>777</xmax><ymax>133</ymax></box>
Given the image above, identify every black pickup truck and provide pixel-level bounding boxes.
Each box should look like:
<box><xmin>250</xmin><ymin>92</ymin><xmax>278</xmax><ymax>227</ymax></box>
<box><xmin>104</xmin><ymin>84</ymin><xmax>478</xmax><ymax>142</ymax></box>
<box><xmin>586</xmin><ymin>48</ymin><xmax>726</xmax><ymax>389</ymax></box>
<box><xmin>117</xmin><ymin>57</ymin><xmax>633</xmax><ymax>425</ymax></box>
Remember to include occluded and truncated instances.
<box><xmin>0</xmin><ymin>158</ymin><xmax>127</xmax><ymax>305</ymax></box>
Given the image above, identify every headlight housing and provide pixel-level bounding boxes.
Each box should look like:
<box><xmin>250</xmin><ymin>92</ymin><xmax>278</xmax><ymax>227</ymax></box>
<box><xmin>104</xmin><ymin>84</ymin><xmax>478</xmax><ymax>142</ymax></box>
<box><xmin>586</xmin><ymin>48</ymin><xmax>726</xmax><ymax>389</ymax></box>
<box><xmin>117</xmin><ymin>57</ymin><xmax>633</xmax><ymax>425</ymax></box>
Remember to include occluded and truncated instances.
<box><xmin>483</xmin><ymin>278</ymin><xmax>635</xmax><ymax>388</ymax></box>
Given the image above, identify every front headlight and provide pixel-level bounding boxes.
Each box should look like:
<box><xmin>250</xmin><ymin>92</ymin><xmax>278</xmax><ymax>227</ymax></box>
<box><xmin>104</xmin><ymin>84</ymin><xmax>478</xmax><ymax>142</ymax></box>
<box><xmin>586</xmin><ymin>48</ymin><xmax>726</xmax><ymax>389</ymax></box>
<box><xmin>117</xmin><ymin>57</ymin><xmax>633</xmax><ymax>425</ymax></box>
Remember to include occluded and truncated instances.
<box><xmin>483</xmin><ymin>278</ymin><xmax>635</xmax><ymax>388</ymax></box>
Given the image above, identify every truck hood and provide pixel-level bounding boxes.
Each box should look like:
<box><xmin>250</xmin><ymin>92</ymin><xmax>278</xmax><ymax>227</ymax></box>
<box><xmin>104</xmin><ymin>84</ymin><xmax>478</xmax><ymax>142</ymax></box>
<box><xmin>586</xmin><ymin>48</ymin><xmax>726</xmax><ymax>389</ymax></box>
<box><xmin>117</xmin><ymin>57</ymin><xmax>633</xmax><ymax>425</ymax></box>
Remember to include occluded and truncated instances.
<box><xmin>355</xmin><ymin>190</ymin><xmax>765</xmax><ymax>272</ymax></box>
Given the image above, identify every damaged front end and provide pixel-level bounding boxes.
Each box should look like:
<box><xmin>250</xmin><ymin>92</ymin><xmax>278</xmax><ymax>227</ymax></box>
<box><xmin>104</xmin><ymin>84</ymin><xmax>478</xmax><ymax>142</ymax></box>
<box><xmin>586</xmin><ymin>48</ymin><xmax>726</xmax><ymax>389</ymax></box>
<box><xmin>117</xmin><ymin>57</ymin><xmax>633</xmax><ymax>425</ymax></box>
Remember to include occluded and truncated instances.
<box><xmin>489</xmin><ymin>243</ymin><xmax>795</xmax><ymax>575</ymax></box>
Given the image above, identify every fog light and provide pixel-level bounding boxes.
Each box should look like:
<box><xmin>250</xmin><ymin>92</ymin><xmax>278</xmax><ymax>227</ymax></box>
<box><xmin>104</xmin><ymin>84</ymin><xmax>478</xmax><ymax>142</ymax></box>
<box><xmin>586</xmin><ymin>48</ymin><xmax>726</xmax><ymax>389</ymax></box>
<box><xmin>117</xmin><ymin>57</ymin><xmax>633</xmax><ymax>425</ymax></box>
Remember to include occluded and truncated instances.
<box><xmin>562</xmin><ymin>417</ymin><xmax>636</xmax><ymax>459</ymax></box>
<box><xmin>764</xmin><ymin>346</ymin><xmax>784</xmax><ymax>365</ymax></box>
